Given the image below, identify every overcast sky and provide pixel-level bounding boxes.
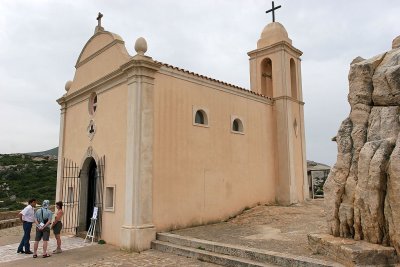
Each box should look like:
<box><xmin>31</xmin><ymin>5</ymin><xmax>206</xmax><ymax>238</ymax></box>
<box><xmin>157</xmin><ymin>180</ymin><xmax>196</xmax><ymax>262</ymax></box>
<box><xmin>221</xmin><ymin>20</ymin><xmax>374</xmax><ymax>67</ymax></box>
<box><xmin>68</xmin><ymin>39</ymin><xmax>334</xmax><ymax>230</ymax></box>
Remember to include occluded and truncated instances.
<box><xmin>0</xmin><ymin>0</ymin><xmax>399</xmax><ymax>165</ymax></box>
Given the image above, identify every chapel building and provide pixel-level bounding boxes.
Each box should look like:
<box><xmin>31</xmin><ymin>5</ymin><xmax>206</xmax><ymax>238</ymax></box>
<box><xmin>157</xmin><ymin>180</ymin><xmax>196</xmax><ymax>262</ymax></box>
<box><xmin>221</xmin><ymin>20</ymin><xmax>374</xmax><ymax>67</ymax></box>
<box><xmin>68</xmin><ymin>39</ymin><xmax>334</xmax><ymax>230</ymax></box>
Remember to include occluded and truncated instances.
<box><xmin>56</xmin><ymin>17</ymin><xmax>308</xmax><ymax>251</ymax></box>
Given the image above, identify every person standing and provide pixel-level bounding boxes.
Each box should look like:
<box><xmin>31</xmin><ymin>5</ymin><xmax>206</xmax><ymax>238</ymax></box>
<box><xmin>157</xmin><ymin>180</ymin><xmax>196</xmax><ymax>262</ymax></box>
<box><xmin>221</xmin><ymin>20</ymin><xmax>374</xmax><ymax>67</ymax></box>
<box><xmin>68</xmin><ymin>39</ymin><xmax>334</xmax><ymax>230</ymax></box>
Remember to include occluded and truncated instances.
<box><xmin>33</xmin><ymin>200</ymin><xmax>53</xmax><ymax>258</ymax></box>
<box><xmin>51</xmin><ymin>201</ymin><xmax>64</xmax><ymax>253</ymax></box>
<box><xmin>17</xmin><ymin>198</ymin><xmax>37</xmax><ymax>254</ymax></box>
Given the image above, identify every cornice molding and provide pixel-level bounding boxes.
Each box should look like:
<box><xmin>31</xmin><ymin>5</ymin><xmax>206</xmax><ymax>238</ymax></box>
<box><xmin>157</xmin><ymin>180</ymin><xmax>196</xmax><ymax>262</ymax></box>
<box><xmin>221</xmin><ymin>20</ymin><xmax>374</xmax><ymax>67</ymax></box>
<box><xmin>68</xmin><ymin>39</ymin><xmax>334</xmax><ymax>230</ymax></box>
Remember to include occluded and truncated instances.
<box><xmin>273</xmin><ymin>95</ymin><xmax>305</xmax><ymax>105</ymax></box>
<box><xmin>159</xmin><ymin>66</ymin><xmax>272</xmax><ymax>105</ymax></box>
<box><xmin>58</xmin><ymin>57</ymin><xmax>162</xmax><ymax>107</ymax></box>
<box><xmin>60</xmin><ymin>56</ymin><xmax>273</xmax><ymax>108</ymax></box>
<box><xmin>62</xmin><ymin>68</ymin><xmax>125</xmax><ymax>105</ymax></box>
<box><xmin>121</xmin><ymin>55</ymin><xmax>162</xmax><ymax>82</ymax></box>
<box><xmin>248</xmin><ymin>41</ymin><xmax>303</xmax><ymax>58</ymax></box>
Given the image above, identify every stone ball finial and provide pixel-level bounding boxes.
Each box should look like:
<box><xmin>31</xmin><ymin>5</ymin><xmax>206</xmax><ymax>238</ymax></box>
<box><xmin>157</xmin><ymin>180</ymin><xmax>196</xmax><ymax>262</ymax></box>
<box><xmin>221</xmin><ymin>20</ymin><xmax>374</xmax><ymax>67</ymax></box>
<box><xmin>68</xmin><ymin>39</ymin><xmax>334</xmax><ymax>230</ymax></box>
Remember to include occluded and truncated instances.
<box><xmin>135</xmin><ymin>37</ymin><xmax>147</xmax><ymax>55</ymax></box>
<box><xmin>65</xmin><ymin>80</ymin><xmax>72</xmax><ymax>92</ymax></box>
<box><xmin>392</xmin><ymin>35</ymin><xmax>400</xmax><ymax>49</ymax></box>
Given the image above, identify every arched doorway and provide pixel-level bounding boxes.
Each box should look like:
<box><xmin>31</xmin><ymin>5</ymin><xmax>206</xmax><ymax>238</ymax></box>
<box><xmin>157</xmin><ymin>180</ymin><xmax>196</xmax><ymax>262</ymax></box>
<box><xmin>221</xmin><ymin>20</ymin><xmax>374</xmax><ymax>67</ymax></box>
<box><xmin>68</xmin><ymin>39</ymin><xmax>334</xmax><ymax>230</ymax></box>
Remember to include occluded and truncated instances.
<box><xmin>78</xmin><ymin>155</ymin><xmax>104</xmax><ymax>234</ymax></box>
<box><xmin>86</xmin><ymin>158</ymin><xmax>97</xmax><ymax>230</ymax></box>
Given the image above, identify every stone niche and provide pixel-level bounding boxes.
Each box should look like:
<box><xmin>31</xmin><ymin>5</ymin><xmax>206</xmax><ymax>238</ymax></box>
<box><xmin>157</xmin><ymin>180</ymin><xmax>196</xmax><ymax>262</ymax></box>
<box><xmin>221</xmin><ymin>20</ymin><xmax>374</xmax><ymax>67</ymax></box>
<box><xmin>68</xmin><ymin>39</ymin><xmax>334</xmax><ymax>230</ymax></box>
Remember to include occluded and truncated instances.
<box><xmin>316</xmin><ymin>35</ymin><xmax>400</xmax><ymax>266</ymax></box>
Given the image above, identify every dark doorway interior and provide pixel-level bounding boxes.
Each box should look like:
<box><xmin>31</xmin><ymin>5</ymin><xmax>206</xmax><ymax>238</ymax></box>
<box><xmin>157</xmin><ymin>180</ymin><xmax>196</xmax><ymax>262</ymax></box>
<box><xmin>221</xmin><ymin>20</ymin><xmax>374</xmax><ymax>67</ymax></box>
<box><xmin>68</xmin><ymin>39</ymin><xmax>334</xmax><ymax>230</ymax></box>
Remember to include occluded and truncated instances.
<box><xmin>86</xmin><ymin>158</ymin><xmax>97</xmax><ymax>230</ymax></box>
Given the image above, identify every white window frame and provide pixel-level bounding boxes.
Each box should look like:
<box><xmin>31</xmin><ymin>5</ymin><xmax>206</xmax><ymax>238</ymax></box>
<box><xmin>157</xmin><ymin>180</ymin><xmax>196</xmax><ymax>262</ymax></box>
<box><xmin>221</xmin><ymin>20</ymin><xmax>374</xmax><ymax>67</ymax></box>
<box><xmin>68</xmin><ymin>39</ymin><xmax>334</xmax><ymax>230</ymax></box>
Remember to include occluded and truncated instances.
<box><xmin>231</xmin><ymin>115</ymin><xmax>245</xmax><ymax>135</ymax></box>
<box><xmin>192</xmin><ymin>106</ymin><xmax>210</xmax><ymax>128</ymax></box>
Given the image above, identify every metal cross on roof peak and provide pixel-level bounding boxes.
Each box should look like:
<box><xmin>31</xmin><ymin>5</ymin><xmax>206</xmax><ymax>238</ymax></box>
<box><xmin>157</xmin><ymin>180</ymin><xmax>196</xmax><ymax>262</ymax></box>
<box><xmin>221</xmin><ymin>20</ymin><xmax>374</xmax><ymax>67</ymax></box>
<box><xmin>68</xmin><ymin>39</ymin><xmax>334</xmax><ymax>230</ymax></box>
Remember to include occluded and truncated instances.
<box><xmin>265</xmin><ymin>1</ymin><xmax>281</xmax><ymax>22</ymax></box>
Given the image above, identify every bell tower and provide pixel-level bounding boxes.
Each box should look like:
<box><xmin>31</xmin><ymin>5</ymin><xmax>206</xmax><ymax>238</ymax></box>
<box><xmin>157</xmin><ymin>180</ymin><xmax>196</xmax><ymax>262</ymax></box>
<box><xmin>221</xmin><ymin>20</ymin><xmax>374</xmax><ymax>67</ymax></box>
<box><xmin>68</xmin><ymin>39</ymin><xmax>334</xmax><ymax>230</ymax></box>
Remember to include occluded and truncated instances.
<box><xmin>248</xmin><ymin>17</ymin><xmax>308</xmax><ymax>204</ymax></box>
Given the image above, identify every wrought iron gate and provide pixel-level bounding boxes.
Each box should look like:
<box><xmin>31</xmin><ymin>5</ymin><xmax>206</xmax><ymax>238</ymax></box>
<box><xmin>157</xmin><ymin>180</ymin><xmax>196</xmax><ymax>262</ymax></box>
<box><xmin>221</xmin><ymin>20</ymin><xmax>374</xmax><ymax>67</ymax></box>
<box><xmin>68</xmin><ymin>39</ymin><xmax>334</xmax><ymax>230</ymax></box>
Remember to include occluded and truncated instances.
<box><xmin>61</xmin><ymin>158</ymin><xmax>81</xmax><ymax>234</ymax></box>
<box><xmin>94</xmin><ymin>155</ymin><xmax>105</xmax><ymax>239</ymax></box>
<box><xmin>61</xmin><ymin>156</ymin><xmax>105</xmax><ymax>238</ymax></box>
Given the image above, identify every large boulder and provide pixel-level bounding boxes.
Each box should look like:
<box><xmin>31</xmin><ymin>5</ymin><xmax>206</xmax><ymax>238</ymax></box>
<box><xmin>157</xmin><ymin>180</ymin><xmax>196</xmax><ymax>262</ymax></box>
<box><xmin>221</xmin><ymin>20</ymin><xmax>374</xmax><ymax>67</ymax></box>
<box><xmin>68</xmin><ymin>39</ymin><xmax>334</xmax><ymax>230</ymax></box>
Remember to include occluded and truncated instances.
<box><xmin>325</xmin><ymin>35</ymin><xmax>400</xmax><ymax>254</ymax></box>
<box><xmin>385</xmin><ymin>134</ymin><xmax>400</xmax><ymax>253</ymax></box>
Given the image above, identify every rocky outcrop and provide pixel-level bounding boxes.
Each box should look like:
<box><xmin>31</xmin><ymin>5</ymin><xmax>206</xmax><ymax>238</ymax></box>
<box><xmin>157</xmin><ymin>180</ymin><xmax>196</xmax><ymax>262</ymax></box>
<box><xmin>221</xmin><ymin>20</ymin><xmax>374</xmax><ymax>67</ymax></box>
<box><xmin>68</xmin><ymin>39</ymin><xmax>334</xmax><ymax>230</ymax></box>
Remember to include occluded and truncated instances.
<box><xmin>324</xmin><ymin>35</ymin><xmax>400</xmax><ymax>253</ymax></box>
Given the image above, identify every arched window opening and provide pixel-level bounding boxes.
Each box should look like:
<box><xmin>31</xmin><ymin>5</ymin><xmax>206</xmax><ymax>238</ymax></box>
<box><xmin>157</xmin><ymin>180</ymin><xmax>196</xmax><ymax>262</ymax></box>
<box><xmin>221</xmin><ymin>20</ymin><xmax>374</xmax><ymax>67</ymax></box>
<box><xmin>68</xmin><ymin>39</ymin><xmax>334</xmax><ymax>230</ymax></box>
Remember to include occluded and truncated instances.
<box><xmin>89</xmin><ymin>92</ymin><xmax>98</xmax><ymax>115</ymax></box>
<box><xmin>232</xmin><ymin>118</ymin><xmax>244</xmax><ymax>133</ymax></box>
<box><xmin>290</xmin><ymin>58</ymin><xmax>298</xmax><ymax>99</ymax></box>
<box><xmin>195</xmin><ymin>111</ymin><xmax>204</xmax><ymax>124</ymax></box>
<box><xmin>194</xmin><ymin>110</ymin><xmax>208</xmax><ymax>125</ymax></box>
<box><xmin>261</xmin><ymin>58</ymin><xmax>273</xmax><ymax>98</ymax></box>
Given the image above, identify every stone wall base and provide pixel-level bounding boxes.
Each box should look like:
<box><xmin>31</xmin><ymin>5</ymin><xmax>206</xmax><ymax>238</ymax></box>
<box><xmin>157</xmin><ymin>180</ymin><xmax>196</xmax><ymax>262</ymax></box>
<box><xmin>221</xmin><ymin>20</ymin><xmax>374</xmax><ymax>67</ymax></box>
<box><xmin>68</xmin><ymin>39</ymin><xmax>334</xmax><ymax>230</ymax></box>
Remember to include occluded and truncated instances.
<box><xmin>308</xmin><ymin>233</ymin><xmax>398</xmax><ymax>266</ymax></box>
<box><xmin>0</xmin><ymin>218</ymin><xmax>21</xmax><ymax>229</ymax></box>
<box><xmin>120</xmin><ymin>224</ymin><xmax>156</xmax><ymax>252</ymax></box>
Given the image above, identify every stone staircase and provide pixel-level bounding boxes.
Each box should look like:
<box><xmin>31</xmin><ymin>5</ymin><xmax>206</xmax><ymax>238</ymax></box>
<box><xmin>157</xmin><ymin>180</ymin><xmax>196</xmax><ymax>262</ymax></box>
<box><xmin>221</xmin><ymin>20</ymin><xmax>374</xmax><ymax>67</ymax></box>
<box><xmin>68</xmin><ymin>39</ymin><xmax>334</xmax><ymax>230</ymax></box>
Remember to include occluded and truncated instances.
<box><xmin>151</xmin><ymin>233</ymin><xmax>343</xmax><ymax>267</ymax></box>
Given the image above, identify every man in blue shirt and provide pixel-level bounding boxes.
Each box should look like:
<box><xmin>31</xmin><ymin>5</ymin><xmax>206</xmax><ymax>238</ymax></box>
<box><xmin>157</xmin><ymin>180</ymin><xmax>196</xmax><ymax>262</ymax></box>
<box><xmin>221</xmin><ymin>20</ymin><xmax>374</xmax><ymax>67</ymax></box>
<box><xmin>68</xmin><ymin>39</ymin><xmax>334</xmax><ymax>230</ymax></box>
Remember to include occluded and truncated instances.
<box><xmin>33</xmin><ymin>200</ymin><xmax>53</xmax><ymax>258</ymax></box>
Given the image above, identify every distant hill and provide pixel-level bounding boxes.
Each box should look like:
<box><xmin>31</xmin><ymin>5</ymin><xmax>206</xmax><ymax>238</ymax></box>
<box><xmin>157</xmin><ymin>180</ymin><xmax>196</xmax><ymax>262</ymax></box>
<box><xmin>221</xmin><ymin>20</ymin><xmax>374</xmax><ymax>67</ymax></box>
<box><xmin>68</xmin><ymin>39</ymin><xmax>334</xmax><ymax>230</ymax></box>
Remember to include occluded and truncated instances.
<box><xmin>27</xmin><ymin>147</ymin><xmax>58</xmax><ymax>157</ymax></box>
<box><xmin>0</xmin><ymin>154</ymin><xmax>57</xmax><ymax>211</ymax></box>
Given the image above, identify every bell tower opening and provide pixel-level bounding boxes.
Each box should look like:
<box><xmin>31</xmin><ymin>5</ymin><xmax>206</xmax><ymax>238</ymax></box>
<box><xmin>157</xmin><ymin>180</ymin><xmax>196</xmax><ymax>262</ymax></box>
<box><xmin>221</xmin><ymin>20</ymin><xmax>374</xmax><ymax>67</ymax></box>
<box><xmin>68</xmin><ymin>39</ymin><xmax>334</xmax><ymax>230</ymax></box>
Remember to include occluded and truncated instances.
<box><xmin>290</xmin><ymin>58</ymin><xmax>298</xmax><ymax>99</ymax></box>
<box><xmin>261</xmin><ymin>58</ymin><xmax>273</xmax><ymax>97</ymax></box>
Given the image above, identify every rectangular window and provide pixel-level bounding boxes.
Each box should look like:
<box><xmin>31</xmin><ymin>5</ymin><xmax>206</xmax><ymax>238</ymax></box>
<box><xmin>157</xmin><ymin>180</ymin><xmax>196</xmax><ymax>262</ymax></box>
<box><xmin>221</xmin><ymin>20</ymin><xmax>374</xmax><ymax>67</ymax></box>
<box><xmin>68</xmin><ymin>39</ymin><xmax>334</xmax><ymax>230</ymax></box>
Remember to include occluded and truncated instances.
<box><xmin>104</xmin><ymin>185</ymin><xmax>115</xmax><ymax>212</ymax></box>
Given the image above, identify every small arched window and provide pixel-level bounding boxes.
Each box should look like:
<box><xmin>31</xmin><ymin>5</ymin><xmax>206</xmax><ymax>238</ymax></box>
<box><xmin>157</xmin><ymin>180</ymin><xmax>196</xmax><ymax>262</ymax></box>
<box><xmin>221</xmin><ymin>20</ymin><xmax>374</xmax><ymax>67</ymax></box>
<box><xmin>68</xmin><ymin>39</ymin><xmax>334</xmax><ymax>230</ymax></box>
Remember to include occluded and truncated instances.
<box><xmin>194</xmin><ymin>109</ymin><xmax>208</xmax><ymax>126</ymax></box>
<box><xmin>195</xmin><ymin>110</ymin><xmax>204</xmax><ymax>124</ymax></box>
<box><xmin>231</xmin><ymin>117</ymin><xmax>244</xmax><ymax>134</ymax></box>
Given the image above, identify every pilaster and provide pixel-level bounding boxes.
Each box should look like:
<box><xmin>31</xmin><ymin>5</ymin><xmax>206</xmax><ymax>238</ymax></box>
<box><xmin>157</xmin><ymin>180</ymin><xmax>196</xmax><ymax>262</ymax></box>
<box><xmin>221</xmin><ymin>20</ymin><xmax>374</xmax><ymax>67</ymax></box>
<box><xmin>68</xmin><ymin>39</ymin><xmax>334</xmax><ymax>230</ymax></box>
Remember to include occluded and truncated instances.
<box><xmin>121</xmin><ymin>55</ymin><xmax>161</xmax><ymax>252</ymax></box>
<box><xmin>55</xmin><ymin>101</ymin><xmax>66</xmax><ymax>202</ymax></box>
<box><xmin>273</xmin><ymin>98</ymin><xmax>298</xmax><ymax>205</ymax></box>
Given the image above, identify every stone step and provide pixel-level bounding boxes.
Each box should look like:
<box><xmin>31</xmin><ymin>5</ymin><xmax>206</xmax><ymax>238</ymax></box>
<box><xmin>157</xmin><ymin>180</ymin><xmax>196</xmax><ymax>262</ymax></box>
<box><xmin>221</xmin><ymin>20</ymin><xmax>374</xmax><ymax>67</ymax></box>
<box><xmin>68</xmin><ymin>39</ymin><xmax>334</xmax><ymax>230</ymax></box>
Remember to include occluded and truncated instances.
<box><xmin>308</xmin><ymin>234</ymin><xmax>399</xmax><ymax>267</ymax></box>
<box><xmin>152</xmin><ymin>239</ymin><xmax>278</xmax><ymax>267</ymax></box>
<box><xmin>154</xmin><ymin>233</ymin><xmax>343</xmax><ymax>267</ymax></box>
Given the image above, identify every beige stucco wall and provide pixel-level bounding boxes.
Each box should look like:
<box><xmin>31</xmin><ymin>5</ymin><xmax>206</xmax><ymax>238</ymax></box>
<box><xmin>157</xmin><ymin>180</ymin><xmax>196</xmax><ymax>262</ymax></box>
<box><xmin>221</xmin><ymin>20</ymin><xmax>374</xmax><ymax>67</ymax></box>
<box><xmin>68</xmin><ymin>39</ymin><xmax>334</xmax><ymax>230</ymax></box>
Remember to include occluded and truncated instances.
<box><xmin>152</xmin><ymin>70</ymin><xmax>276</xmax><ymax>231</ymax></box>
<box><xmin>62</xmin><ymin>82</ymin><xmax>128</xmax><ymax>245</ymax></box>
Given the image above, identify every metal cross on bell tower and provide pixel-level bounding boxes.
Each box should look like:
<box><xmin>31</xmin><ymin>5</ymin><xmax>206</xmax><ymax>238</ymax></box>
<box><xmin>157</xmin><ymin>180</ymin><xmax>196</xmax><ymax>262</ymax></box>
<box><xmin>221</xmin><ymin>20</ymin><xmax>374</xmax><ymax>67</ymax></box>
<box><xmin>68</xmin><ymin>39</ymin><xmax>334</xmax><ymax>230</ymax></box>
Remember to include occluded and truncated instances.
<box><xmin>265</xmin><ymin>1</ymin><xmax>281</xmax><ymax>22</ymax></box>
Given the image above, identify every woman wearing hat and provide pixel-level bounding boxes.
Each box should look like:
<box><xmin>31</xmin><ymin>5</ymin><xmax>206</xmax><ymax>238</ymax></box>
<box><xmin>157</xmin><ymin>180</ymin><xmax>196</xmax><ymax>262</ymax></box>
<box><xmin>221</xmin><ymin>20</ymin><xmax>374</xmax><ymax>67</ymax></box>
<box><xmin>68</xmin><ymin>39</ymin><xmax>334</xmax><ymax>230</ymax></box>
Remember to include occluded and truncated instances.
<box><xmin>33</xmin><ymin>200</ymin><xmax>53</xmax><ymax>258</ymax></box>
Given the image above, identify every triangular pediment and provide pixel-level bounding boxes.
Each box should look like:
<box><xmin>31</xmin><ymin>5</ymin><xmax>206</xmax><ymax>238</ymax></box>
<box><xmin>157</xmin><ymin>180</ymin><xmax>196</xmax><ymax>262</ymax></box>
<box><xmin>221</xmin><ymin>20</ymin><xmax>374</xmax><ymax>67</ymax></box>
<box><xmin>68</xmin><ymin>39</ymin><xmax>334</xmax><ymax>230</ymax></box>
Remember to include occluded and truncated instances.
<box><xmin>68</xmin><ymin>30</ymin><xmax>131</xmax><ymax>94</ymax></box>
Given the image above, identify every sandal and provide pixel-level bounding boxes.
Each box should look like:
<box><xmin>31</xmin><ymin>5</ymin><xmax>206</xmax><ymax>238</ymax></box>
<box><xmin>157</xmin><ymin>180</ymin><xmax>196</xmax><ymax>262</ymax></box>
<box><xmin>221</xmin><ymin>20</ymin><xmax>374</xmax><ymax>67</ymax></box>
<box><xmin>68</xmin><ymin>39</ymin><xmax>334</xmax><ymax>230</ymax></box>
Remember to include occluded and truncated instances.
<box><xmin>42</xmin><ymin>254</ymin><xmax>51</xmax><ymax>258</ymax></box>
<box><xmin>33</xmin><ymin>254</ymin><xmax>37</xmax><ymax>258</ymax></box>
